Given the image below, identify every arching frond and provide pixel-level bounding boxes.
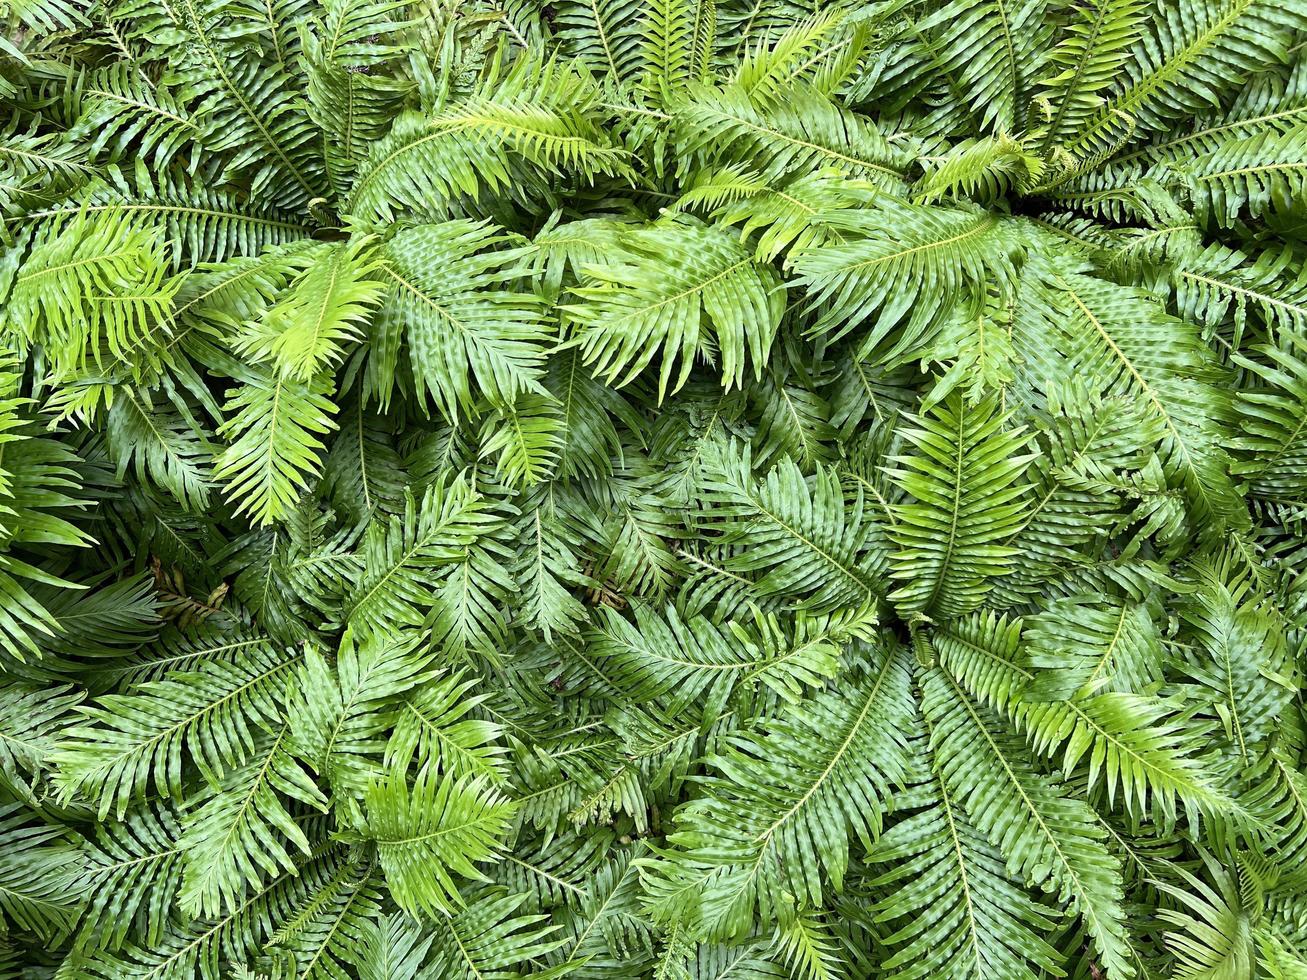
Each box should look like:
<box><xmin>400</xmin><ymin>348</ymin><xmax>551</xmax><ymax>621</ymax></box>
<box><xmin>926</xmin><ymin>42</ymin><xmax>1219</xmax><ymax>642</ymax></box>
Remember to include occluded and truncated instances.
<box><xmin>235</xmin><ymin>238</ymin><xmax>384</xmax><ymax>382</ymax></box>
<box><xmin>790</xmin><ymin>201</ymin><xmax>1013</xmax><ymax>361</ymax></box>
<box><xmin>348</xmin><ymin>58</ymin><xmax>629</xmax><ymax>223</ymax></box>
<box><xmin>53</xmin><ymin>640</ymin><xmax>303</xmax><ymax>817</ymax></box>
<box><xmin>6</xmin><ymin>211</ymin><xmax>180</xmax><ymax>395</ymax></box>
<box><xmin>213</xmin><ymin>367</ymin><xmax>339</xmax><ymax>526</ymax></box>
<box><xmin>1058</xmin><ymin>0</ymin><xmax>1307</xmax><ymax>171</ymax></box>
<box><xmin>360</xmin><ymin>767</ymin><xmax>516</xmax><ymax>917</ymax></box>
<box><xmin>563</xmin><ymin>213</ymin><xmax>784</xmax><ymax>400</ymax></box>
<box><xmin>674</xmin><ymin>84</ymin><xmax>911</xmax><ymax>191</ymax></box>
<box><xmin>919</xmin><ymin>664</ymin><xmax>1132</xmax><ymax>978</ymax></box>
<box><xmin>919</xmin><ymin>0</ymin><xmax>1050</xmax><ymax>132</ymax></box>
<box><xmin>369</xmin><ymin>220</ymin><xmax>549</xmax><ymax>418</ymax></box>
<box><xmin>695</xmin><ymin>442</ymin><xmax>882</xmax><ymax>611</ymax></box>
<box><xmin>1015</xmin><ymin>255</ymin><xmax>1245</xmax><ymax>533</ymax></box>
<box><xmin>935</xmin><ymin>610</ymin><xmax>1233</xmax><ymax>823</ymax></box>
<box><xmin>641</xmin><ymin>645</ymin><xmax>913</xmax><ymax>938</ymax></box>
<box><xmin>868</xmin><ymin>736</ymin><xmax>1063</xmax><ymax>980</ymax></box>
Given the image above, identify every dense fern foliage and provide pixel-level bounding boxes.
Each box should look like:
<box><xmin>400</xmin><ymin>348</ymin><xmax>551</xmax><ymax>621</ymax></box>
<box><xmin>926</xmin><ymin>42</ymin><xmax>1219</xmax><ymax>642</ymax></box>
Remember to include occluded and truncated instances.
<box><xmin>3</xmin><ymin>0</ymin><xmax>1307</xmax><ymax>975</ymax></box>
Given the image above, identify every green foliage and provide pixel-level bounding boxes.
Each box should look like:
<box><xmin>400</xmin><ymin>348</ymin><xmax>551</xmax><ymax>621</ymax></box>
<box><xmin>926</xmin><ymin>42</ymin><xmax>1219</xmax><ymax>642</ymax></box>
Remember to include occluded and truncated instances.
<box><xmin>3</xmin><ymin>0</ymin><xmax>1307</xmax><ymax>976</ymax></box>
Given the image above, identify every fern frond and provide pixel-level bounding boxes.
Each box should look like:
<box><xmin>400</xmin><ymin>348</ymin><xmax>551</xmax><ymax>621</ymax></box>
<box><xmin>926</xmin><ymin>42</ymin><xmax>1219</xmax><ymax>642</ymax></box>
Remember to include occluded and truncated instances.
<box><xmin>563</xmin><ymin>213</ymin><xmax>783</xmax><ymax>400</ymax></box>
<box><xmin>213</xmin><ymin>367</ymin><xmax>338</xmax><ymax>526</ymax></box>
<box><xmin>178</xmin><ymin>724</ymin><xmax>328</xmax><ymax>918</ymax></box>
<box><xmin>919</xmin><ymin>664</ymin><xmax>1133</xmax><ymax>978</ymax></box>
<box><xmin>285</xmin><ymin>633</ymin><xmax>429</xmax><ymax>795</ymax></box>
<box><xmin>424</xmin><ymin>887</ymin><xmax>568</xmax><ymax>979</ymax></box>
<box><xmin>887</xmin><ymin>393</ymin><xmax>1035</xmax><ymax>619</ymax></box>
<box><xmin>360</xmin><ymin>766</ymin><xmax>516</xmax><ymax>917</ymax></box>
<box><xmin>73</xmin><ymin>804</ymin><xmax>185</xmax><ymax>954</ymax></box>
<box><xmin>1231</xmin><ymin>328</ymin><xmax>1307</xmax><ymax>500</ymax></box>
<box><xmin>1186</xmin><ymin>124</ymin><xmax>1307</xmax><ymax>227</ymax></box>
<box><xmin>371</xmin><ymin>219</ymin><xmax>549</xmax><ymax>418</ymax></box>
<box><xmin>674</xmin><ymin>83</ymin><xmax>911</xmax><ymax>191</ymax></box>
<box><xmin>1015</xmin><ymin>256</ymin><xmax>1245</xmax><ymax>533</ymax></box>
<box><xmin>641</xmin><ymin>645</ymin><xmax>913</xmax><ymax>938</ymax></box>
<box><xmin>790</xmin><ymin>200</ymin><xmax>1012</xmax><ymax>361</ymax></box>
<box><xmin>868</xmin><ymin>736</ymin><xmax>1063</xmax><ymax>980</ymax></box>
<box><xmin>235</xmin><ymin>238</ymin><xmax>384</xmax><ymax>382</ymax></box>
<box><xmin>1061</xmin><ymin>0</ymin><xmax>1307</xmax><ymax>167</ymax></box>
<box><xmin>919</xmin><ymin>0</ymin><xmax>1050</xmax><ymax>132</ymax></box>
<box><xmin>936</xmin><ymin>610</ymin><xmax>1233</xmax><ymax>823</ymax></box>
<box><xmin>6</xmin><ymin>210</ymin><xmax>180</xmax><ymax>393</ymax></box>
<box><xmin>344</xmin><ymin>478</ymin><xmax>500</xmax><ymax>638</ymax></box>
<box><xmin>347</xmin><ymin>58</ymin><xmax>628</xmax><ymax>223</ymax></box>
<box><xmin>53</xmin><ymin>640</ymin><xmax>302</xmax><ymax>817</ymax></box>
<box><xmin>695</xmin><ymin>442</ymin><xmax>882</xmax><ymax>611</ymax></box>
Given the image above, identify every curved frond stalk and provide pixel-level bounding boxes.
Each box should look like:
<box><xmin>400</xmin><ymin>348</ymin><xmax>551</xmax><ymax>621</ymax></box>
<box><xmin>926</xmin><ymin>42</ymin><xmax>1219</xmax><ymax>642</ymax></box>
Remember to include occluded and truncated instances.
<box><xmin>548</xmin><ymin>0</ymin><xmax>646</xmax><ymax>83</ymax></box>
<box><xmin>286</xmin><ymin>633</ymin><xmax>433</xmax><ymax>799</ymax></box>
<box><xmin>74</xmin><ymin>839</ymin><xmax>357</xmax><ymax>980</ymax></box>
<box><xmin>360</xmin><ymin>767</ymin><xmax>516</xmax><ymax>917</ymax></box>
<box><xmin>66</xmin><ymin>65</ymin><xmax>207</xmax><ymax>172</ymax></box>
<box><xmin>563</xmin><ymin>213</ymin><xmax>784</xmax><ymax>400</ymax></box>
<box><xmin>919</xmin><ymin>664</ymin><xmax>1133</xmax><ymax>978</ymax></box>
<box><xmin>790</xmin><ymin>200</ymin><xmax>1012</xmax><ymax>362</ymax></box>
<box><xmin>143</xmin><ymin>0</ymin><xmax>329</xmax><ymax>207</ymax></box>
<box><xmin>1169</xmin><ymin>242</ymin><xmax>1307</xmax><ymax>341</ymax></box>
<box><xmin>1175</xmin><ymin>558</ymin><xmax>1293</xmax><ymax>761</ymax></box>
<box><xmin>0</xmin><ymin>680</ymin><xmax>81</xmax><ymax>800</ymax></box>
<box><xmin>300</xmin><ymin>0</ymin><xmax>415</xmax><ymax>196</ymax></box>
<box><xmin>1023</xmin><ymin>594</ymin><xmax>1164</xmax><ymax>697</ymax></box>
<box><xmin>0</xmin><ymin>803</ymin><xmax>83</xmax><ymax>944</ymax></box>
<box><xmin>53</xmin><ymin>639</ymin><xmax>303</xmax><ymax>818</ymax></box>
<box><xmin>1036</xmin><ymin>0</ymin><xmax>1148</xmax><ymax>152</ymax></box>
<box><xmin>732</xmin><ymin>10</ymin><xmax>867</xmax><ymax>106</ymax></box>
<box><xmin>347</xmin><ymin>58</ymin><xmax>629</xmax><ymax>224</ymax></box>
<box><xmin>586</xmin><ymin>603</ymin><xmax>842</xmax><ymax>712</ymax></box>
<box><xmin>674</xmin><ymin>167</ymin><xmax>880</xmax><ymax>266</ymax></box>
<box><xmin>425</xmin><ymin>887</ymin><xmax>568</xmax><ymax>979</ymax></box>
<box><xmin>107</xmin><ymin>388</ymin><xmax>212</xmax><ymax>510</ymax></box>
<box><xmin>913</xmin><ymin>135</ymin><xmax>1045</xmax><ymax>205</ymax></box>
<box><xmin>73</xmin><ymin>804</ymin><xmax>185</xmax><ymax>955</ymax></box>
<box><xmin>264</xmin><ymin>851</ymin><xmax>384</xmax><ymax>978</ymax></box>
<box><xmin>1157</xmin><ymin>851</ymin><xmax>1258</xmax><ymax>978</ymax></box>
<box><xmin>370</xmin><ymin>220</ymin><xmax>550</xmax><ymax>418</ymax></box>
<box><xmin>640</xmin><ymin>645</ymin><xmax>913</xmax><ymax>938</ymax></box>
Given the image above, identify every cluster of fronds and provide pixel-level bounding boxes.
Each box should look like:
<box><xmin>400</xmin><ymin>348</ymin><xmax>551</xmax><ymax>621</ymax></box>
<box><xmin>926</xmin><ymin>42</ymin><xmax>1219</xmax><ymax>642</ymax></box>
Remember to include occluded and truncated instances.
<box><xmin>2</xmin><ymin>0</ymin><xmax>1307</xmax><ymax>975</ymax></box>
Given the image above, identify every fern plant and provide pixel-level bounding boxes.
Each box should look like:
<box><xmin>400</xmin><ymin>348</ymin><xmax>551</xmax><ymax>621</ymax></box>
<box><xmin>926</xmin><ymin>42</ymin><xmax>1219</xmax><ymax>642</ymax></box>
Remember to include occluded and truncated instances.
<box><xmin>1</xmin><ymin>0</ymin><xmax>1306</xmax><ymax>975</ymax></box>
